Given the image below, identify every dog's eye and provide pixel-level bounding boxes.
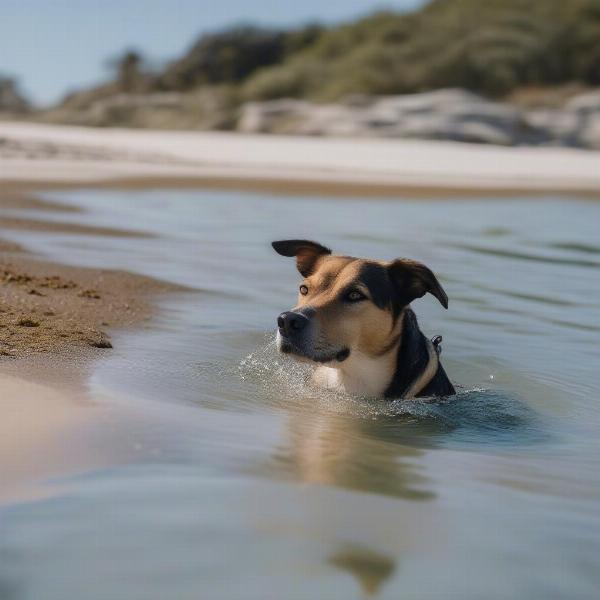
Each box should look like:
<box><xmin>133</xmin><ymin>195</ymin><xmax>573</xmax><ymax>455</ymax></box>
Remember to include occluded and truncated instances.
<box><xmin>345</xmin><ymin>290</ymin><xmax>366</xmax><ymax>303</ymax></box>
<box><xmin>299</xmin><ymin>284</ymin><xmax>309</xmax><ymax>295</ymax></box>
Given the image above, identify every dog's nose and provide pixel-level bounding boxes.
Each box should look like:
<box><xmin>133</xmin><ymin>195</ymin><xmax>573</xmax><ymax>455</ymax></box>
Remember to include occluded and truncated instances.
<box><xmin>277</xmin><ymin>311</ymin><xmax>309</xmax><ymax>336</ymax></box>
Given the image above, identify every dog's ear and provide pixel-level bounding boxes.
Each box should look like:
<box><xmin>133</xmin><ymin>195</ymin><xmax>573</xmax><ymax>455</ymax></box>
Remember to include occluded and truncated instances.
<box><xmin>272</xmin><ymin>240</ymin><xmax>332</xmax><ymax>277</ymax></box>
<box><xmin>387</xmin><ymin>258</ymin><xmax>448</xmax><ymax>309</ymax></box>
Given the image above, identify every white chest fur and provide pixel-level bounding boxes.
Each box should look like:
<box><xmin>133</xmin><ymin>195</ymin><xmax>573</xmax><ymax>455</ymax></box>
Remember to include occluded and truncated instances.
<box><xmin>312</xmin><ymin>349</ymin><xmax>397</xmax><ymax>398</ymax></box>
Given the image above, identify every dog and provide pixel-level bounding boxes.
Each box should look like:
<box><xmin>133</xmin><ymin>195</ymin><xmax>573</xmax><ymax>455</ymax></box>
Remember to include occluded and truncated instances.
<box><xmin>272</xmin><ymin>239</ymin><xmax>455</xmax><ymax>399</ymax></box>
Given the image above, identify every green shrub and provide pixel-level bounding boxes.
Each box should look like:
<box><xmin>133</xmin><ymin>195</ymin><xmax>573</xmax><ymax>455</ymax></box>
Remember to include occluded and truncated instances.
<box><xmin>241</xmin><ymin>0</ymin><xmax>600</xmax><ymax>100</ymax></box>
<box><xmin>61</xmin><ymin>0</ymin><xmax>600</xmax><ymax>118</ymax></box>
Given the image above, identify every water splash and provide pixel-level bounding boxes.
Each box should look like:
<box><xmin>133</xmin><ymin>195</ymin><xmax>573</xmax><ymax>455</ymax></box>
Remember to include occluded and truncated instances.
<box><xmin>236</xmin><ymin>337</ymin><xmax>547</xmax><ymax>449</ymax></box>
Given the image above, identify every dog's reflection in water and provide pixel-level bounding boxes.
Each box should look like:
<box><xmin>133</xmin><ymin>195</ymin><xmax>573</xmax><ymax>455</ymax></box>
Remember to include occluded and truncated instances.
<box><xmin>259</xmin><ymin>398</ymin><xmax>438</xmax><ymax>597</ymax></box>
<box><xmin>329</xmin><ymin>545</ymin><xmax>396</xmax><ymax>597</ymax></box>
<box><xmin>279</xmin><ymin>402</ymin><xmax>435</xmax><ymax>501</ymax></box>
<box><xmin>281</xmin><ymin>408</ymin><xmax>423</xmax><ymax>597</ymax></box>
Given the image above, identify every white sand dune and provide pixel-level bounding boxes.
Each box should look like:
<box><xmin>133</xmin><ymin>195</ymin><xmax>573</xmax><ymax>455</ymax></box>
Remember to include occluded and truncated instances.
<box><xmin>1</xmin><ymin>121</ymin><xmax>599</xmax><ymax>193</ymax></box>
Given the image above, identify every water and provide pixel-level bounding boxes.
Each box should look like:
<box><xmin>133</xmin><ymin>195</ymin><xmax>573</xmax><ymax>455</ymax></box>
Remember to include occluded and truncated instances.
<box><xmin>1</xmin><ymin>190</ymin><xmax>599</xmax><ymax>599</ymax></box>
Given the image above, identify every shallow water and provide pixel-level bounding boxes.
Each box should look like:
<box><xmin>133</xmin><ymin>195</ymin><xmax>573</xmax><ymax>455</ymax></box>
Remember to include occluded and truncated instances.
<box><xmin>1</xmin><ymin>190</ymin><xmax>600</xmax><ymax>599</ymax></box>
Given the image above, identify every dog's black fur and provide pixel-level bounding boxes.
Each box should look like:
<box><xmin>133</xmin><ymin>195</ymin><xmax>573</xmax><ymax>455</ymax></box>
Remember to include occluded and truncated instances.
<box><xmin>355</xmin><ymin>261</ymin><xmax>455</xmax><ymax>398</ymax></box>
<box><xmin>384</xmin><ymin>308</ymin><xmax>455</xmax><ymax>398</ymax></box>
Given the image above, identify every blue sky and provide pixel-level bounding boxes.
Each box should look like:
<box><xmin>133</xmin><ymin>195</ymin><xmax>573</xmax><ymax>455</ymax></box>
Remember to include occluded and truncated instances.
<box><xmin>0</xmin><ymin>0</ymin><xmax>424</xmax><ymax>106</ymax></box>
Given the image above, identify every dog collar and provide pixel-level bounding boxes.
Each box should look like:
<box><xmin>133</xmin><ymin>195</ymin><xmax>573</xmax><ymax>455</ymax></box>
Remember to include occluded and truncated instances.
<box><xmin>404</xmin><ymin>336</ymin><xmax>441</xmax><ymax>399</ymax></box>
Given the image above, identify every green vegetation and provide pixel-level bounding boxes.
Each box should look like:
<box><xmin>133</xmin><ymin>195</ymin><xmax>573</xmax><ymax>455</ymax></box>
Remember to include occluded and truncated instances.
<box><xmin>239</xmin><ymin>0</ymin><xmax>600</xmax><ymax>101</ymax></box>
<box><xmin>156</xmin><ymin>25</ymin><xmax>323</xmax><ymax>91</ymax></box>
<box><xmin>59</xmin><ymin>0</ymin><xmax>600</xmax><ymax>105</ymax></box>
<box><xmin>44</xmin><ymin>0</ymin><xmax>600</xmax><ymax>129</ymax></box>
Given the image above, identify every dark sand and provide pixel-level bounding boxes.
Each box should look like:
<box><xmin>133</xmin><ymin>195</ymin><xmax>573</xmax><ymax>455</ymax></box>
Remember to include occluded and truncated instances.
<box><xmin>0</xmin><ymin>254</ymin><xmax>176</xmax><ymax>359</ymax></box>
<box><xmin>0</xmin><ymin>193</ymin><xmax>177</xmax><ymax>360</ymax></box>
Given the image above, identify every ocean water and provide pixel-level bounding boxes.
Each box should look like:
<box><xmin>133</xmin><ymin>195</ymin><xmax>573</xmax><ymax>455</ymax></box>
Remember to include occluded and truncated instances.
<box><xmin>1</xmin><ymin>189</ymin><xmax>599</xmax><ymax>599</ymax></box>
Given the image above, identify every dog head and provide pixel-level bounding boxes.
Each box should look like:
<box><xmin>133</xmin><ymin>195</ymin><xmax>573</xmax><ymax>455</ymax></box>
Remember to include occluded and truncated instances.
<box><xmin>272</xmin><ymin>239</ymin><xmax>448</xmax><ymax>364</ymax></box>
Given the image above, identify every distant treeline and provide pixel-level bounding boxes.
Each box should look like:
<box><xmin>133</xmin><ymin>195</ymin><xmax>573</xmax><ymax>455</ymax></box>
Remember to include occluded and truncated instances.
<box><xmin>109</xmin><ymin>0</ymin><xmax>600</xmax><ymax>102</ymax></box>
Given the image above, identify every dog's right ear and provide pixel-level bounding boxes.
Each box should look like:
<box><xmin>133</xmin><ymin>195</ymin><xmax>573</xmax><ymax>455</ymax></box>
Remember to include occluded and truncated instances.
<box><xmin>271</xmin><ymin>240</ymin><xmax>332</xmax><ymax>277</ymax></box>
<box><xmin>387</xmin><ymin>258</ymin><xmax>449</xmax><ymax>309</ymax></box>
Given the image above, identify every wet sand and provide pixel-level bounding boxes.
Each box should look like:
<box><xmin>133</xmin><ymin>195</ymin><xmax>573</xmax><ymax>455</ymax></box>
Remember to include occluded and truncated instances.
<box><xmin>0</xmin><ymin>372</ymin><xmax>88</xmax><ymax>502</ymax></box>
<box><xmin>0</xmin><ymin>228</ymin><xmax>174</xmax><ymax>359</ymax></box>
<box><xmin>0</xmin><ymin>193</ymin><xmax>183</xmax><ymax>502</ymax></box>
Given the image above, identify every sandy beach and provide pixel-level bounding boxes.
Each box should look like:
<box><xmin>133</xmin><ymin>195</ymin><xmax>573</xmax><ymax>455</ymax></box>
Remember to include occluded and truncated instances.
<box><xmin>2</xmin><ymin>121</ymin><xmax>600</xmax><ymax>195</ymax></box>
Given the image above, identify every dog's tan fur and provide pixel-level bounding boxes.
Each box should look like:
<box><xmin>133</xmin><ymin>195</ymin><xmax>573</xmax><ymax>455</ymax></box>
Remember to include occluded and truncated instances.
<box><xmin>300</xmin><ymin>258</ymin><xmax>400</xmax><ymax>356</ymax></box>
<box><xmin>273</xmin><ymin>240</ymin><xmax>454</xmax><ymax>399</ymax></box>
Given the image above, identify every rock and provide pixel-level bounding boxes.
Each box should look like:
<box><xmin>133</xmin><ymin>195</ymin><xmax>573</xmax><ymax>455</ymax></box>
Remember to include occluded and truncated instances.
<box><xmin>88</xmin><ymin>331</ymin><xmax>113</xmax><ymax>349</ymax></box>
<box><xmin>369</xmin><ymin>89</ymin><xmax>482</xmax><ymax>117</ymax></box>
<box><xmin>34</xmin><ymin>81</ymin><xmax>600</xmax><ymax>147</ymax></box>
<box><xmin>238</xmin><ymin>89</ymin><xmax>534</xmax><ymax>145</ymax></box>
<box><xmin>523</xmin><ymin>109</ymin><xmax>580</xmax><ymax>145</ymax></box>
<box><xmin>295</xmin><ymin>105</ymin><xmax>362</xmax><ymax>136</ymax></box>
<box><xmin>91</xmin><ymin>338</ymin><xmax>113</xmax><ymax>349</ymax></box>
<box><xmin>394</xmin><ymin>118</ymin><xmax>517</xmax><ymax>145</ymax></box>
<box><xmin>238</xmin><ymin>99</ymin><xmax>311</xmax><ymax>133</ymax></box>
<box><xmin>577</xmin><ymin>113</ymin><xmax>600</xmax><ymax>149</ymax></box>
<box><xmin>565</xmin><ymin>90</ymin><xmax>600</xmax><ymax>115</ymax></box>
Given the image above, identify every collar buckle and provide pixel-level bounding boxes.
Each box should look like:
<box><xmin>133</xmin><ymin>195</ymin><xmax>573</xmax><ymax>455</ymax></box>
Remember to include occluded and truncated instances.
<box><xmin>431</xmin><ymin>334</ymin><xmax>443</xmax><ymax>355</ymax></box>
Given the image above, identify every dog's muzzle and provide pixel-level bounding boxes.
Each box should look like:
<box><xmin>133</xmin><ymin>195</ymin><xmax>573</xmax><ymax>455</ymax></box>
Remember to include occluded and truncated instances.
<box><xmin>277</xmin><ymin>311</ymin><xmax>309</xmax><ymax>337</ymax></box>
<box><xmin>276</xmin><ymin>309</ymin><xmax>349</xmax><ymax>363</ymax></box>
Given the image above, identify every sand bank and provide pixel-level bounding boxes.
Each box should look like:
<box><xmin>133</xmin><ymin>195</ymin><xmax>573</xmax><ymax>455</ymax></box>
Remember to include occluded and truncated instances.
<box><xmin>0</xmin><ymin>238</ymin><xmax>176</xmax><ymax>359</ymax></box>
<box><xmin>1</xmin><ymin>121</ymin><xmax>600</xmax><ymax>196</ymax></box>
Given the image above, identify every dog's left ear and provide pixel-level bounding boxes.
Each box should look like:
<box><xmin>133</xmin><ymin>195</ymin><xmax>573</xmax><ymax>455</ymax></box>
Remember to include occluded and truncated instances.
<box><xmin>388</xmin><ymin>258</ymin><xmax>448</xmax><ymax>309</ymax></box>
<box><xmin>272</xmin><ymin>239</ymin><xmax>332</xmax><ymax>277</ymax></box>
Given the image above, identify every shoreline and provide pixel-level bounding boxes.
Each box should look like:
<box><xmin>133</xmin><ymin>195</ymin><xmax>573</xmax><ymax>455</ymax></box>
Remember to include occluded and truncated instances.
<box><xmin>2</xmin><ymin>121</ymin><xmax>600</xmax><ymax>198</ymax></box>
<box><xmin>5</xmin><ymin>175</ymin><xmax>600</xmax><ymax>201</ymax></box>
<box><xmin>0</xmin><ymin>193</ymin><xmax>186</xmax><ymax>503</ymax></box>
<box><xmin>0</xmin><ymin>243</ymin><xmax>180</xmax><ymax>360</ymax></box>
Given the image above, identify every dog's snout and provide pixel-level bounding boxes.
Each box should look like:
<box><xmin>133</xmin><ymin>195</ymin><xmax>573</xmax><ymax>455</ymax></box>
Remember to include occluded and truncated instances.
<box><xmin>277</xmin><ymin>311</ymin><xmax>309</xmax><ymax>336</ymax></box>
